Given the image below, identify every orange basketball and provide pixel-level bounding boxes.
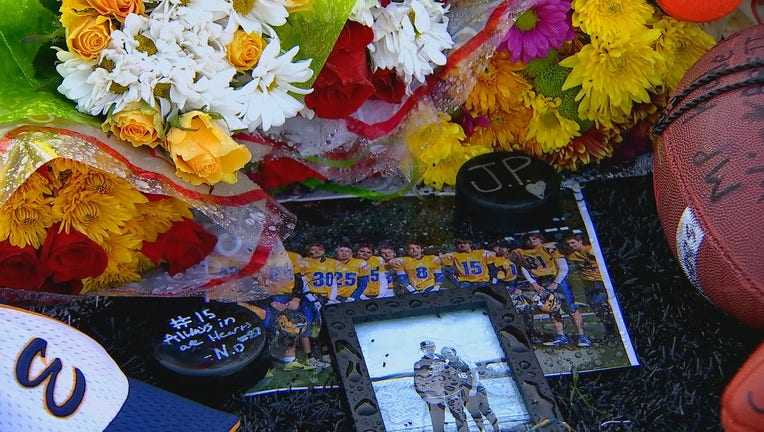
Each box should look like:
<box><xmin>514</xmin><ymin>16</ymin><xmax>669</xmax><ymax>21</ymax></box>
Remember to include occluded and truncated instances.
<box><xmin>656</xmin><ymin>0</ymin><xmax>742</xmax><ymax>22</ymax></box>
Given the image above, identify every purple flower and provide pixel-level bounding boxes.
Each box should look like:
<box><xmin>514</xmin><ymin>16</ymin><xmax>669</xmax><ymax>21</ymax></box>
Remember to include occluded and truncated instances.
<box><xmin>454</xmin><ymin>106</ymin><xmax>489</xmax><ymax>137</ymax></box>
<box><xmin>499</xmin><ymin>0</ymin><xmax>575</xmax><ymax>63</ymax></box>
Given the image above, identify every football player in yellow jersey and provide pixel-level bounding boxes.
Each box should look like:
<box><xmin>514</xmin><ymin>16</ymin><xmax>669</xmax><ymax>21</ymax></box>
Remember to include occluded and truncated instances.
<box><xmin>563</xmin><ymin>233</ymin><xmax>616</xmax><ymax>337</ymax></box>
<box><xmin>300</xmin><ymin>243</ymin><xmax>339</xmax><ymax>304</ymax></box>
<box><xmin>441</xmin><ymin>239</ymin><xmax>497</xmax><ymax>289</ymax></box>
<box><xmin>512</xmin><ymin>232</ymin><xmax>591</xmax><ymax>347</ymax></box>
<box><xmin>378</xmin><ymin>245</ymin><xmax>399</xmax><ymax>295</ymax></box>
<box><xmin>390</xmin><ymin>242</ymin><xmax>444</xmax><ymax>293</ymax></box>
<box><xmin>356</xmin><ymin>244</ymin><xmax>390</xmax><ymax>298</ymax></box>
<box><xmin>293</xmin><ymin>243</ymin><xmax>338</xmax><ymax>367</ymax></box>
<box><xmin>490</xmin><ymin>240</ymin><xmax>520</xmax><ymax>292</ymax></box>
<box><xmin>333</xmin><ymin>245</ymin><xmax>370</xmax><ymax>302</ymax></box>
<box><xmin>491</xmin><ymin>239</ymin><xmax>539</xmax><ymax>343</ymax></box>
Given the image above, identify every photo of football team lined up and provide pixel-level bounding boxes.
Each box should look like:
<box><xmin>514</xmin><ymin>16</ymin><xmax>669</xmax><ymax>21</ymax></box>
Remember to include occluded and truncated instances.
<box><xmin>242</xmin><ymin>192</ymin><xmax>637</xmax><ymax>382</ymax></box>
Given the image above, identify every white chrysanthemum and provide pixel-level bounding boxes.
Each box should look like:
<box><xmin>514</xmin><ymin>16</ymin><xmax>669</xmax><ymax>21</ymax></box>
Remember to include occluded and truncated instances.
<box><xmin>151</xmin><ymin>0</ymin><xmax>232</xmax><ymax>23</ymax></box>
<box><xmin>349</xmin><ymin>0</ymin><xmax>381</xmax><ymax>27</ymax></box>
<box><xmin>368</xmin><ymin>0</ymin><xmax>453</xmax><ymax>88</ymax></box>
<box><xmin>188</xmin><ymin>69</ymin><xmax>248</xmax><ymax>131</ymax></box>
<box><xmin>236</xmin><ymin>38</ymin><xmax>313</xmax><ymax>131</ymax></box>
<box><xmin>55</xmin><ymin>50</ymin><xmax>97</xmax><ymax>112</ymax></box>
<box><xmin>83</xmin><ymin>51</ymin><xmax>146</xmax><ymax>115</ymax></box>
<box><xmin>229</xmin><ymin>0</ymin><xmax>290</xmax><ymax>34</ymax></box>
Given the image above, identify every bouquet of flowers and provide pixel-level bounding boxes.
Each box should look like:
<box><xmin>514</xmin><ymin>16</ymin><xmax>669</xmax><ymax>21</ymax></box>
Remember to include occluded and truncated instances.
<box><xmin>245</xmin><ymin>0</ymin><xmax>723</xmax><ymax>192</ymax></box>
<box><xmin>244</xmin><ymin>0</ymin><xmax>536</xmax><ymax>193</ymax></box>
<box><xmin>448</xmin><ymin>0</ymin><xmax>716</xmax><ymax>171</ymax></box>
<box><xmin>52</xmin><ymin>0</ymin><xmax>320</xmax><ymax>186</ymax></box>
<box><xmin>0</xmin><ymin>121</ymin><xmax>296</xmax><ymax>302</ymax></box>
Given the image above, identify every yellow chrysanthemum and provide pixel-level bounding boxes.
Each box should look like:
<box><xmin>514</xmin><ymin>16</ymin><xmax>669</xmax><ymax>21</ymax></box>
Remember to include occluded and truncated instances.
<box><xmin>47</xmin><ymin>158</ymin><xmax>93</xmax><ymax>189</ymax></box>
<box><xmin>466</xmin><ymin>51</ymin><xmax>532</xmax><ymax>114</ymax></box>
<box><xmin>571</xmin><ymin>0</ymin><xmax>654</xmax><ymax>39</ymax></box>
<box><xmin>0</xmin><ymin>197</ymin><xmax>58</xmax><ymax>248</ymax></box>
<box><xmin>63</xmin><ymin>168</ymin><xmax>148</xmax><ymax>211</ymax></box>
<box><xmin>123</xmin><ymin>197</ymin><xmax>192</xmax><ymax>242</ymax></box>
<box><xmin>406</xmin><ymin>113</ymin><xmax>491</xmax><ymax>189</ymax></box>
<box><xmin>81</xmin><ymin>262</ymin><xmax>142</xmax><ymax>294</ymax></box>
<box><xmin>525</xmin><ymin>92</ymin><xmax>581</xmax><ymax>153</ymax></box>
<box><xmin>11</xmin><ymin>172</ymin><xmax>54</xmax><ymax>200</ymax></box>
<box><xmin>420</xmin><ymin>144</ymin><xmax>493</xmax><ymax>189</ymax></box>
<box><xmin>98</xmin><ymin>232</ymin><xmax>143</xmax><ymax>273</ymax></box>
<box><xmin>52</xmin><ymin>190</ymin><xmax>133</xmax><ymax>243</ymax></box>
<box><xmin>467</xmin><ymin>107</ymin><xmax>533</xmax><ymax>151</ymax></box>
<box><xmin>407</xmin><ymin>113</ymin><xmax>467</xmax><ymax>167</ymax></box>
<box><xmin>135</xmin><ymin>253</ymin><xmax>157</xmax><ymax>273</ymax></box>
<box><xmin>560</xmin><ymin>28</ymin><xmax>666</xmax><ymax>127</ymax></box>
<box><xmin>652</xmin><ymin>17</ymin><xmax>717</xmax><ymax>91</ymax></box>
<box><xmin>541</xmin><ymin>127</ymin><xmax>615</xmax><ymax>171</ymax></box>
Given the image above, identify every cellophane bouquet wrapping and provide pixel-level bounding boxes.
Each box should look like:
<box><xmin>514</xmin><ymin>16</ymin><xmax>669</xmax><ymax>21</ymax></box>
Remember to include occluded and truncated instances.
<box><xmin>0</xmin><ymin>119</ymin><xmax>298</xmax><ymax>303</ymax></box>
<box><xmin>242</xmin><ymin>0</ymin><xmax>724</xmax><ymax>193</ymax></box>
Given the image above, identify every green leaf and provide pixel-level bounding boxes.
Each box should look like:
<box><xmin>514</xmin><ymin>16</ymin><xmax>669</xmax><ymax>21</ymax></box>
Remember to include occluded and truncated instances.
<box><xmin>0</xmin><ymin>0</ymin><xmax>97</xmax><ymax>125</ymax></box>
<box><xmin>277</xmin><ymin>0</ymin><xmax>356</xmax><ymax>88</ymax></box>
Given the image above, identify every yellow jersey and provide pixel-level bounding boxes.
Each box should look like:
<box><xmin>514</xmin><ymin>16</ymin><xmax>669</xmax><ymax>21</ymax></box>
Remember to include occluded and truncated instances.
<box><xmin>390</xmin><ymin>255</ymin><xmax>442</xmax><ymax>291</ymax></box>
<box><xmin>300</xmin><ymin>256</ymin><xmax>339</xmax><ymax>298</ymax></box>
<box><xmin>441</xmin><ymin>250</ymin><xmax>495</xmax><ymax>283</ymax></box>
<box><xmin>513</xmin><ymin>242</ymin><xmax>563</xmax><ymax>279</ymax></box>
<box><xmin>566</xmin><ymin>245</ymin><xmax>602</xmax><ymax>282</ymax></box>
<box><xmin>491</xmin><ymin>255</ymin><xmax>518</xmax><ymax>282</ymax></box>
<box><xmin>335</xmin><ymin>257</ymin><xmax>370</xmax><ymax>298</ymax></box>
<box><xmin>363</xmin><ymin>255</ymin><xmax>388</xmax><ymax>297</ymax></box>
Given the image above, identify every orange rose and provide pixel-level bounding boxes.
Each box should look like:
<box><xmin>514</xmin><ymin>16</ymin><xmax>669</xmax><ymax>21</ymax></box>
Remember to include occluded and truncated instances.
<box><xmin>166</xmin><ymin>111</ymin><xmax>252</xmax><ymax>185</ymax></box>
<box><xmin>226</xmin><ymin>30</ymin><xmax>265</xmax><ymax>71</ymax></box>
<box><xmin>87</xmin><ymin>0</ymin><xmax>145</xmax><ymax>21</ymax></box>
<box><xmin>102</xmin><ymin>103</ymin><xmax>164</xmax><ymax>148</ymax></box>
<box><xmin>63</xmin><ymin>13</ymin><xmax>115</xmax><ymax>60</ymax></box>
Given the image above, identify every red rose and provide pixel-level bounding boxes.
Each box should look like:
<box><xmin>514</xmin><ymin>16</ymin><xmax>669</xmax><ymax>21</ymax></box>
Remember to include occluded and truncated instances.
<box><xmin>40</xmin><ymin>226</ymin><xmax>108</xmax><ymax>283</ymax></box>
<box><xmin>0</xmin><ymin>241</ymin><xmax>47</xmax><ymax>290</ymax></box>
<box><xmin>371</xmin><ymin>68</ymin><xmax>407</xmax><ymax>103</ymax></box>
<box><xmin>247</xmin><ymin>156</ymin><xmax>326</xmax><ymax>191</ymax></box>
<box><xmin>304</xmin><ymin>21</ymin><xmax>376</xmax><ymax>119</ymax></box>
<box><xmin>141</xmin><ymin>218</ymin><xmax>218</xmax><ymax>275</ymax></box>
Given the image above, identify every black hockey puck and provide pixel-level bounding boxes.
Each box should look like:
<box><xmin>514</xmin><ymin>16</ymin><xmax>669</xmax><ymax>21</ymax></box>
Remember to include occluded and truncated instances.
<box><xmin>454</xmin><ymin>152</ymin><xmax>561</xmax><ymax>234</ymax></box>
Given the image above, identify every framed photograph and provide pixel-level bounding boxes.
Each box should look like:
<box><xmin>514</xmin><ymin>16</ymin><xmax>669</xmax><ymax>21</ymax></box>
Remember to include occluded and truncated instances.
<box><xmin>323</xmin><ymin>286</ymin><xmax>566</xmax><ymax>432</ymax></box>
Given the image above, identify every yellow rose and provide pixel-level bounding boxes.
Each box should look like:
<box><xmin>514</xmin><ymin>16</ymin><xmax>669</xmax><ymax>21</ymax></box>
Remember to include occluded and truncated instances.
<box><xmin>63</xmin><ymin>13</ymin><xmax>115</xmax><ymax>60</ymax></box>
<box><xmin>285</xmin><ymin>0</ymin><xmax>313</xmax><ymax>13</ymax></box>
<box><xmin>166</xmin><ymin>111</ymin><xmax>252</xmax><ymax>185</ymax></box>
<box><xmin>226</xmin><ymin>30</ymin><xmax>265</xmax><ymax>71</ymax></box>
<box><xmin>87</xmin><ymin>0</ymin><xmax>145</xmax><ymax>21</ymax></box>
<box><xmin>102</xmin><ymin>103</ymin><xmax>164</xmax><ymax>148</ymax></box>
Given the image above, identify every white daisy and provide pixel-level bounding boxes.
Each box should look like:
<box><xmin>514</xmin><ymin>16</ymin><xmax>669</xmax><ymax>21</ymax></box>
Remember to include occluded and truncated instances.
<box><xmin>151</xmin><ymin>0</ymin><xmax>232</xmax><ymax>23</ymax></box>
<box><xmin>368</xmin><ymin>0</ymin><xmax>453</xmax><ymax>88</ymax></box>
<box><xmin>229</xmin><ymin>0</ymin><xmax>290</xmax><ymax>34</ymax></box>
<box><xmin>349</xmin><ymin>0</ymin><xmax>381</xmax><ymax>27</ymax></box>
<box><xmin>187</xmin><ymin>68</ymin><xmax>247</xmax><ymax>130</ymax></box>
<box><xmin>55</xmin><ymin>50</ymin><xmax>97</xmax><ymax>112</ymax></box>
<box><xmin>236</xmin><ymin>39</ymin><xmax>313</xmax><ymax>131</ymax></box>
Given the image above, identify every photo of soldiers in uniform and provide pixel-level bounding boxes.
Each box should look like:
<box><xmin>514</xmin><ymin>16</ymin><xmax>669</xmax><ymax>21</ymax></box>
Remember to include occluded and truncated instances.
<box><xmin>355</xmin><ymin>309</ymin><xmax>533</xmax><ymax>432</ymax></box>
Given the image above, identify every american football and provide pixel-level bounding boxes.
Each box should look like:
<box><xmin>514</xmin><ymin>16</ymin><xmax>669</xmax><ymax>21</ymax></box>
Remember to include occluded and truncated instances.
<box><xmin>721</xmin><ymin>342</ymin><xmax>764</xmax><ymax>431</ymax></box>
<box><xmin>652</xmin><ymin>24</ymin><xmax>764</xmax><ymax>327</ymax></box>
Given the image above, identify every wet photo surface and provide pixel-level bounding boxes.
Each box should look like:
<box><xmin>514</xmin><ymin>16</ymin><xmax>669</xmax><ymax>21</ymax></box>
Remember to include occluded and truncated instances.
<box><xmin>356</xmin><ymin>308</ymin><xmax>532</xmax><ymax>432</ymax></box>
<box><xmin>246</xmin><ymin>188</ymin><xmax>638</xmax><ymax>396</ymax></box>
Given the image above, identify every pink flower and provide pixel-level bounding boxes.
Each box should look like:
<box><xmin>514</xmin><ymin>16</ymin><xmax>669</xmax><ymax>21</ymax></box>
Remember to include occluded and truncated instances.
<box><xmin>499</xmin><ymin>0</ymin><xmax>575</xmax><ymax>63</ymax></box>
